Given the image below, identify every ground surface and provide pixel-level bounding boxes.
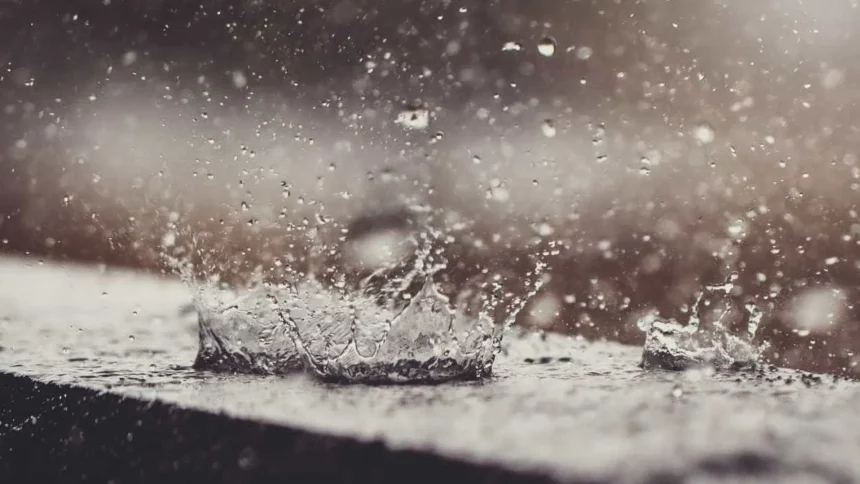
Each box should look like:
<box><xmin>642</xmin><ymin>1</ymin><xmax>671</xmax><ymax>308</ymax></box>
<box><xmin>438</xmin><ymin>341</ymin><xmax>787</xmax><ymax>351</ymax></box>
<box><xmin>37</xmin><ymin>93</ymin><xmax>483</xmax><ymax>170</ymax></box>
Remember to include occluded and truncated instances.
<box><xmin>1</xmin><ymin>256</ymin><xmax>859</xmax><ymax>483</ymax></box>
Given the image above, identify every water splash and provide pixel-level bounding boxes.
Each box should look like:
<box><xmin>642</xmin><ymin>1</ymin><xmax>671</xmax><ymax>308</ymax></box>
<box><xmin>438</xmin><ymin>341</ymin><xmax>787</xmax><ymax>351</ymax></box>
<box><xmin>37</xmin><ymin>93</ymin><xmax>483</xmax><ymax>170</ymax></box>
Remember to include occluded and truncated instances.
<box><xmin>272</xmin><ymin>277</ymin><xmax>496</xmax><ymax>383</ymax></box>
<box><xmin>638</xmin><ymin>274</ymin><xmax>767</xmax><ymax>371</ymax></box>
<box><xmin>193</xmin><ymin>286</ymin><xmax>303</xmax><ymax>374</ymax></box>
<box><xmin>192</xmin><ymin>227</ymin><xmax>546</xmax><ymax>383</ymax></box>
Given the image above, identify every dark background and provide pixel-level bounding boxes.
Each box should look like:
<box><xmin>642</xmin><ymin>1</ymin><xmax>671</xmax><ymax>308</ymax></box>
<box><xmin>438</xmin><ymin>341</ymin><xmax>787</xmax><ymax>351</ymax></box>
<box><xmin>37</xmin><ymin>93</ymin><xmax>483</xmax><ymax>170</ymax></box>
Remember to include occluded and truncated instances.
<box><xmin>1</xmin><ymin>0</ymin><xmax>859</xmax><ymax>374</ymax></box>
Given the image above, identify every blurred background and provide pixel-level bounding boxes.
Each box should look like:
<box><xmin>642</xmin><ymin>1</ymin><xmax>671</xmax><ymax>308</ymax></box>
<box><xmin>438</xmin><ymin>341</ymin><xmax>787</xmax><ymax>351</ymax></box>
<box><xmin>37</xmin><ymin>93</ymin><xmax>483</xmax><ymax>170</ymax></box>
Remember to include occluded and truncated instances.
<box><xmin>1</xmin><ymin>0</ymin><xmax>858</xmax><ymax>374</ymax></box>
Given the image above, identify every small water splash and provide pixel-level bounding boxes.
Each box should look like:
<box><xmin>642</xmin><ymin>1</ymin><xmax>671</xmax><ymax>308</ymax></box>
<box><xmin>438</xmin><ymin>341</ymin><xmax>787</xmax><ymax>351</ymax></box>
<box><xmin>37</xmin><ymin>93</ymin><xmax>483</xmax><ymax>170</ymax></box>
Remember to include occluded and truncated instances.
<box><xmin>191</xmin><ymin>225</ymin><xmax>546</xmax><ymax>383</ymax></box>
<box><xmin>638</xmin><ymin>274</ymin><xmax>768</xmax><ymax>371</ymax></box>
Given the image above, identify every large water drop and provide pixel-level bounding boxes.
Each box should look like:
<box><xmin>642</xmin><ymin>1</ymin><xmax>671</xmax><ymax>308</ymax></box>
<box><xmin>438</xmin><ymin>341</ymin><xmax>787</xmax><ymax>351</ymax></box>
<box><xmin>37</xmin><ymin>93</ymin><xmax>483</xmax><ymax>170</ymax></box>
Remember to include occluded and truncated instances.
<box><xmin>538</xmin><ymin>37</ymin><xmax>557</xmax><ymax>57</ymax></box>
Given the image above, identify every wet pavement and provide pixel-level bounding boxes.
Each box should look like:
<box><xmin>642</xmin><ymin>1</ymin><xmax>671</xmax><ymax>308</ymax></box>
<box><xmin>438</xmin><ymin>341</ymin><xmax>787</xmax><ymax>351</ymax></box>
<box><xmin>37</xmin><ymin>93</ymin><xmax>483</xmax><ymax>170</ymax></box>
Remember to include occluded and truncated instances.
<box><xmin>1</xmin><ymin>256</ymin><xmax>859</xmax><ymax>483</ymax></box>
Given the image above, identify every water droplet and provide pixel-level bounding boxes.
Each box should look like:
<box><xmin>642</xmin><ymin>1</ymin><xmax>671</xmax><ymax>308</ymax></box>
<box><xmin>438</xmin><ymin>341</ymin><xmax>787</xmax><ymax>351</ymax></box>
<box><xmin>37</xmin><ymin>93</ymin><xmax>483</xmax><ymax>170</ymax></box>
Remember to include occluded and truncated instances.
<box><xmin>161</xmin><ymin>231</ymin><xmax>177</xmax><ymax>248</ymax></box>
<box><xmin>538</xmin><ymin>37</ymin><xmax>556</xmax><ymax>57</ymax></box>
<box><xmin>540</xmin><ymin>119</ymin><xmax>557</xmax><ymax>138</ymax></box>
<box><xmin>489</xmin><ymin>185</ymin><xmax>510</xmax><ymax>202</ymax></box>
<box><xmin>232</xmin><ymin>70</ymin><xmax>248</xmax><ymax>89</ymax></box>
<box><xmin>575</xmin><ymin>46</ymin><xmax>593</xmax><ymax>60</ymax></box>
<box><xmin>395</xmin><ymin>108</ymin><xmax>430</xmax><ymax>130</ymax></box>
<box><xmin>693</xmin><ymin>122</ymin><xmax>715</xmax><ymax>145</ymax></box>
<box><xmin>639</xmin><ymin>156</ymin><xmax>652</xmax><ymax>175</ymax></box>
<box><xmin>128</xmin><ymin>335</ymin><xmax>135</xmax><ymax>341</ymax></box>
<box><xmin>744</xmin><ymin>302</ymin><xmax>763</xmax><ymax>340</ymax></box>
<box><xmin>528</xmin><ymin>293</ymin><xmax>560</xmax><ymax>328</ymax></box>
<box><xmin>534</xmin><ymin>222</ymin><xmax>555</xmax><ymax>236</ymax></box>
<box><xmin>502</xmin><ymin>41</ymin><xmax>523</xmax><ymax>52</ymax></box>
<box><xmin>822</xmin><ymin>68</ymin><xmax>844</xmax><ymax>89</ymax></box>
<box><xmin>786</xmin><ymin>287</ymin><xmax>846</xmax><ymax>338</ymax></box>
<box><xmin>726</xmin><ymin>219</ymin><xmax>747</xmax><ymax>239</ymax></box>
<box><xmin>121</xmin><ymin>51</ymin><xmax>137</xmax><ymax>66</ymax></box>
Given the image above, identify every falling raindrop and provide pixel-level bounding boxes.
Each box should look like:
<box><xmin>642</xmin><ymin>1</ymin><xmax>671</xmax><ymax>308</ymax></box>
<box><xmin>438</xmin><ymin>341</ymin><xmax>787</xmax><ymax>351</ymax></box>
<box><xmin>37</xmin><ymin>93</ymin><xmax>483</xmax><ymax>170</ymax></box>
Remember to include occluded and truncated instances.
<box><xmin>502</xmin><ymin>41</ymin><xmax>523</xmax><ymax>52</ymax></box>
<box><xmin>639</xmin><ymin>156</ymin><xmax>652</xmax><ymax>176</ymax></box>
<box><xmin>538</xmin><ymin>37</ymin><xmax>556</xmax><ymax>57</ymax></box>
<box><xmin>395</xmin><ymin>107</ymin><xmax>430</xmax><ymax>130</ymax></box>
<box><xmin>788</xmin><ymin>287</ymin><xmax>847</xmax><ymax>335</ymax></box>
<box><xmin>541</xmin><ymin>119</ymin><xmax>557</xmax><ymax>138</ymax></box>
<box><xmin>121</xmin><ymin>51</ymin><xmax>137</xmax><ymax>66</ymax></box>
<box><xmin>232</xmin><ymin>70</ymin><xmax>248</xmax><ymax>89</ymax></box>
<box><xmin>575</xmin><ymin>46</ymin><xmax>594</xmax><ymax>60</ymax></box>
<box><xmin>692</xmin><ymin>122</ymin><xmax>716</xmax><ymax>145</ymax></box>
<box><xmin>726</xmin><ymin>219</ymin><xmax>747</xmax><ymax>239</ymax></box>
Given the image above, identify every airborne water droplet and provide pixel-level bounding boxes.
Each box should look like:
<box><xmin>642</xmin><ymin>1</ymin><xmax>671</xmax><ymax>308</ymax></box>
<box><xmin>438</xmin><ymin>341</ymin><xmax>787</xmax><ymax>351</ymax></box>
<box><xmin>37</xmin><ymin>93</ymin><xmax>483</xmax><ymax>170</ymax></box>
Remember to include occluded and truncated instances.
<box><xmin>502</xmin><ymin>41</ymin><xmax>523</xmax><ymax>52</ymax></box>
<box><xmin>232</xmin><ymin>70</ymin><xmax>248</xmax><ymax>89</ymax></box>
<box><xmin>575</xmin><ymin>46</ymin><xmax>593</xmax><ymax>60</ymax></box>
<box><xmin>538</xmin><ymin>37</ymin><xmax>557</xmax><ymax>57</ymax></box>
<box><xmin>727</xmin><ymin>218</ymin><xmax>747</xmax><ymax>239</ymax></box>
<box><xmin>693</xmin><ymin>122</ymin><xmax>716</xmax><ymax>145</ymax></box>
<box><xmin>541</xmin><ymin>119</ymin><xmax>557</xmax><ymax>138</ymax></box>
<box><xmin>395</xmin><ymin>108</ymin><xmax>430</xmax><ymax>130</ymax></box>
<box><xmin>639</xmin><ymin>156</ymin><xmax>652</xmax><ymax>175</ymax></box>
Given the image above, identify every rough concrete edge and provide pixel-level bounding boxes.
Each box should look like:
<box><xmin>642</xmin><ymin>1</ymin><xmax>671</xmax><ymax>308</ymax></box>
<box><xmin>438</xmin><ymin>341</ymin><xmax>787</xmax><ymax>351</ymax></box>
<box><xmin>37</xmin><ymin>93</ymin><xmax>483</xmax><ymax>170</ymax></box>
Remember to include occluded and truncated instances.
<box><xmin>0</xmin><ymin>371</ymin><xmax>572</xmax><ymax>484</ymax></box>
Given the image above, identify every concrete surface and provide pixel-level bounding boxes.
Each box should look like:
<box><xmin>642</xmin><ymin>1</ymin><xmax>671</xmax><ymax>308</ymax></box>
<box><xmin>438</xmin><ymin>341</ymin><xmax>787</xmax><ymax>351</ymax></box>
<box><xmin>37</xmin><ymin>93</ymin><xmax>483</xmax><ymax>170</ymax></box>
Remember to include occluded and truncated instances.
<box><xmin>1</xmin><ymin>256</ymin><xmax>859</xmax><ymax>483</ymax></box>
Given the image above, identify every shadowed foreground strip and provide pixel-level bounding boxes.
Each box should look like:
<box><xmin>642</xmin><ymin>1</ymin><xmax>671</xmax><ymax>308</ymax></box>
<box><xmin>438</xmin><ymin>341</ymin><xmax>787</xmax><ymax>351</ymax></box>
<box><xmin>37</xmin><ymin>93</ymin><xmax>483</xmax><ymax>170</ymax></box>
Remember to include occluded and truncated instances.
<box><xmin>1</xmin><ymin>257</ymin><xmax>859</xmax><ymax>483</ymax></box>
